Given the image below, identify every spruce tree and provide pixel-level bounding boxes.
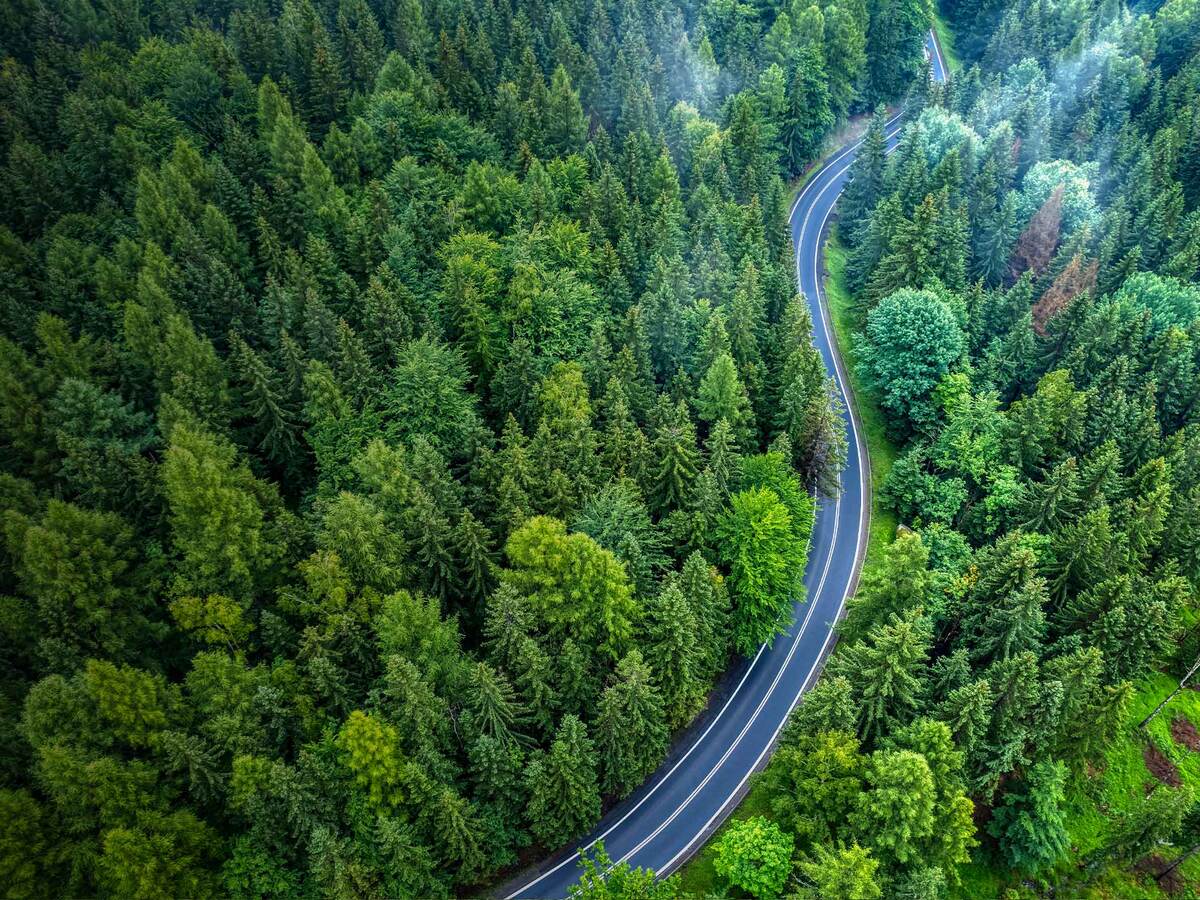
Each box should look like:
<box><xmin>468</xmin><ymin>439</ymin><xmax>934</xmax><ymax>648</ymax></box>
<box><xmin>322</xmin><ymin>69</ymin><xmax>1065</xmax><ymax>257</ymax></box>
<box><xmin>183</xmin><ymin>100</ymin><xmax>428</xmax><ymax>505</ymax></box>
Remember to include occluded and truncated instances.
<box><xmin>697</xmin><ymin>353</ymin><xmax>755</xmax><ymax>449</ymax></box>
<box><xmin>525</xmin><ymin>715</ymin><xmax>601</xmax><ymax>848</ymax></box>
<box><xmin>644</xmin><ymin>581</ymin><xmax>703</xmax><ymax>729</ymax></box>
<box><xmin>650</xmin><ymin>400</ymin><xmax>701</xmax><ymax>514</ymax></box>
<box><xmin>595</xmin><ymin>650</ymin><xmax>669</xmax><ymax>797</ymax></box>
<box><xmin>832</xmin><ymin>608</ymin><xmax>931</xmax><ymax>742</ymax></box>
<box><xmin>782</xmin><ymin>48</ymin><xmax>834</xmax><ymax>175</ymax></box>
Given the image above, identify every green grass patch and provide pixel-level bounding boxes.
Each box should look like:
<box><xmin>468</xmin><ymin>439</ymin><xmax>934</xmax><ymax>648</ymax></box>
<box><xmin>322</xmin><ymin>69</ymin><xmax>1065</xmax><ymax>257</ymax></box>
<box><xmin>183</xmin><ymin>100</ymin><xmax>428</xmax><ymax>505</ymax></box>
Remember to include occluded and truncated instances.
<box><xmin>1060</xmin><ymin>675</ymin><xmax>1200</xmax><ymax>893</ymax></box>
<box><xmin>951</xmin><ymin>674</ymin><xmax>1200</xmax><ymax>898</ymax></box>
<box><xmin>823</xmin><ymin>232</ymin><xmax>900</xmax><ymax>570</ymax></box>
<box><xmin>933</xmin><ymin>12</ymin><xmax>962</xmax><ymax>73</ymax></box>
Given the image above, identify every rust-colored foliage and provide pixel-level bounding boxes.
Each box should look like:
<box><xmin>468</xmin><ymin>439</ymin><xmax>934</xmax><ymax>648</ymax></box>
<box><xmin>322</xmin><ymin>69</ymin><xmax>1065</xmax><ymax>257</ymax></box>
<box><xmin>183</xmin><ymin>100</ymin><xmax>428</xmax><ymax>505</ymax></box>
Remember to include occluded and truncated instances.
<box><xmin>1032</xmin><ymin>254</ymin><xmax>1097</xmax><ymax>335</ymax></box>
<box><xmin>1010</xmin><ymin>185</ymin><xmax>1065</xmax><ymax>282</ymax></box>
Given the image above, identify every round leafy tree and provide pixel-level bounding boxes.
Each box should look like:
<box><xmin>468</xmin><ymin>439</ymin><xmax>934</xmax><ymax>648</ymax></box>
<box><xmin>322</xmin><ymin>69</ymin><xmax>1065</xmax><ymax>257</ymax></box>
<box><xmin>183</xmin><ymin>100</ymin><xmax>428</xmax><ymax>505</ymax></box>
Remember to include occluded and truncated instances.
<box><xmin>712</xmin><ymin>816</ymin><xmax>794</xmax><ymax>898</ymax></box>
<box><xmin>861</xmin><ymin>288</ymin><xmax>965</xmax><ymax>433</ymax></box>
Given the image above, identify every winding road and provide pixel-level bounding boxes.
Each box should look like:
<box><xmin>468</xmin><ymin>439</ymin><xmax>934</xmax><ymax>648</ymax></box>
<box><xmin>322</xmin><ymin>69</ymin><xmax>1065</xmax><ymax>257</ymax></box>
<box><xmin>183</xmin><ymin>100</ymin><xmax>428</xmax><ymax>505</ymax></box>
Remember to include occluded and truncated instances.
<box><xmin>502</xmin><ymin>31</ymin><xmax>948</xmax><ymax>899</ymax></box>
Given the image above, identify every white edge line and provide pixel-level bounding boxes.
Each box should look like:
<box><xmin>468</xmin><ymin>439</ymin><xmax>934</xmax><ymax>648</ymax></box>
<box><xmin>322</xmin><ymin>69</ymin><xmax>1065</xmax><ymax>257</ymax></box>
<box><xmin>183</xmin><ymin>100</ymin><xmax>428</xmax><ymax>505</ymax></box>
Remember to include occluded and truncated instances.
<box><xmin>503</xmin><ymin>641</ymin><xmax>769</xmax><ymax>898</ymax></box>
<box><xmin>507</xmin><ymin>34</ymin><xmax>945</xmax><ymax>895</ymax></box>
<box><xmin>612</xmin><ymin>114</ymin><xmax>914</xmax><ymax>874</ymax></box>
<box><xmin>656</xmin><ymin>29</ymin><xmax>949</xmax><ymax>874</ymax></box>
<box><xmin>656</xmin><ymin>147</ymin><xmax>876</xmax><ymax>876</ymax></box>
<box><xmin>613</xmin><ymin>475</ymin><xmax>844</xmax><ymax>867</ymax></box>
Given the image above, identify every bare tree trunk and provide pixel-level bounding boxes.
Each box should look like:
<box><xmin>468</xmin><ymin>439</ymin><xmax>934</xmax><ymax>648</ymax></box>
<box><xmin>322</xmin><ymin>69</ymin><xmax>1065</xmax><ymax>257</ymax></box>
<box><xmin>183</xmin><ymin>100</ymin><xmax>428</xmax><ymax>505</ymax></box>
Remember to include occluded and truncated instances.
<box><xmin>1140</xmin><ymin>653</ymin><xmax>1200</xmax><ymax>731</ymax></box>
<box><xmin>1157</xmin><ymin>842</ymin><xmax>1200</xmax><ymax>881</ymax></box>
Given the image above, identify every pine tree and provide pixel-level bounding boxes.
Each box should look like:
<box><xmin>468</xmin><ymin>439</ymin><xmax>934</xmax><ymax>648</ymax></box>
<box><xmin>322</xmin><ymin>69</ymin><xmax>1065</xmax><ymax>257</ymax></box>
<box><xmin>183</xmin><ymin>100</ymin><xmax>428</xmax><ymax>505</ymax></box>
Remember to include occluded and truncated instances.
<box><xmin>681</xmin><ymin>551</ymin><xmax>731</xmax><ymax>682</ymax></box>
<box><xmin>841</xmin><ymin>530</ymin><xmax>931</xmax><ymax>641</ymax></box>
<box><xmin>935</xmin><ymin>679</ymin><xmax>994</xmax><ymax>765</ymax></box>
<box><xmin>409</xmin><ymin>489</ymin><xmax>457</xmax><ymax>603</ymax></box>
<box><xmin>424</xmin><ymin>786</ymin><xmax>486</xmax><ymax>881</ymax></box>
<box><xmin>863</xmin><ymin>0</ymin><xmax>931</xmax><ymax>105</ymax></box>
<box><xmin>867</xmin><ymin>194</ymin><xmax>941</xmax><ymax>299</ymax></box>
<box><xmin>649</xmin><ymin>400</ymin><xmax>701</xmax><ymax>514</ymax></box>
<box><xmin>595</xmin><ymin>650</ymin><xmax>669</xmax><ymax>797</ymax></box>
<box><xmin>697</xmin><ymin>353</ymin><xmax>755</xmax><ymax>449</ymax></box>
<box><xmin>465</xmin><ymin>661</ymin><xmax>525</xmax><ymax>748</ymax></box>
<box><xmin>642</xmin><ymin>254</ymin><xmax>692</xmax><ymax>379</ymax></box>
<box><xmin>782</xmin><ymin>48</ymin><xmax>834</xmax><ymax>175</ymax></box>
<box><xmin>545</xmin><ymin>66</ymin><xmax>588</xmax><ymax>157</ymax></box>
<box><xmin>336</xmin><ymin>0</ymin><xmax>385</xmax><ymax>90</ymax></box>
<box><xmin>453</xmin><ymin>509</ymin><xmax>495</xmax><ymax>605</ymax></box>
<box><xmin>644</xmin><ymin>581</ymin><xmax>703</xmax><ymax>729</ymax></box>
<box><xmin>1017</xmin><ymin>457</ymin><xmax>1081</xmax><ymax>532</ymax></box>
<box><xmin>556</xmin><ymin>638</ymin><xmax>600</xmax><ymax>720</ymax></box>
<box><xmin>703</xmin><ymin>418</ymin><xmax>744</xmax><ymax>499</ymax></box>
<box><xmin>961</xmin><ymin>577</ymin><xmax>1048</xmax><ymax>665</ymax></box>
<box><xmin>525</xmin><ymin>715</ymin><xmax>601</xmax><ymax>848</ymax></box>
<box><xmin>514</xmin><ymin>637</ymin><xmax>560</xmax><ymax>738</ymax></box>
<box><xmin>833</xmin><ymin>608</ymin><xmax>931</xmax><ymax>742</ymax></box>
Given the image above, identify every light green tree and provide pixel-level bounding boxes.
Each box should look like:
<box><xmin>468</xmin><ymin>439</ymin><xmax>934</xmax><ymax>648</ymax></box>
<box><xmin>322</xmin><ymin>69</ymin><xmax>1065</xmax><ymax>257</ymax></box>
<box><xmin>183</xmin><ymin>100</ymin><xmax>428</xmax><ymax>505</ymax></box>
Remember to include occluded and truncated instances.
<box><xmin>697</xmin><ymin>352</ymin><xmax>755</xmax><ymax>449</ymax></box>
<box><xmin>851</xmin><ymin>749</ymin><xmax>936</xmax><ymax>867</ymax></box>
<box><xmin>502</xmin><ymin>516</ymin><xmax>638</xmax><ymax>660</ymax></box>
<box><xmin>336</xmin><ymin>710</ymin><xmax>410</xmax><ymax>810</ymax></box>
<box><xmin>712</xmin><ymin>816</ymin><xmax>794</xmax><ymax>899</ymax></box>
<box><xmin>795</xmin><ymin>842</ymin><xmax>882</xmax><ymax>899</ymax></box>
<box><xmin>162</xmin><ymin>423</ymin><xmax>282</xmax><ymax>599</ymax></box>
<box><xmin>717</xmin><ymin>486</ymin><xmax>807</xmax><ymax>655</ymax></box>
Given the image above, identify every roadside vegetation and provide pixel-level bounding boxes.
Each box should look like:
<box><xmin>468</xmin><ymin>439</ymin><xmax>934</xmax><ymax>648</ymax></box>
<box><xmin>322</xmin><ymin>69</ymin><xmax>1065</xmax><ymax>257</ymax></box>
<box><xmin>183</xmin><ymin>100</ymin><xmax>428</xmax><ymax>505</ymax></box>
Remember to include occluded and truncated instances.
<box><xmin>681</xmin><ymin>0</ymin><xmax>1200</xmax><ymax>894</ymax></box>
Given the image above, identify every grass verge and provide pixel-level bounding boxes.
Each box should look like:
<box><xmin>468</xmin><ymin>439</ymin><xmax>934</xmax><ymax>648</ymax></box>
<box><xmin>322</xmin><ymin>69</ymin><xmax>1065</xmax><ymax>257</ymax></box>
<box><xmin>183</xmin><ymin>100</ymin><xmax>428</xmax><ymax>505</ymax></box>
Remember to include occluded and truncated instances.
<box><xmin>933</xmin><ymin>12</ymin><xmax>963</xmax><ymax>72</ymax></box>
<box><xmin>677</xmin><ymin>232</ymin><xmax>902</xmax><ymax>894</ymax></box>
<box><xmin>822</xmin><ymin>231</ymin><xmax>900</xmax><ymax>571</ymax></box>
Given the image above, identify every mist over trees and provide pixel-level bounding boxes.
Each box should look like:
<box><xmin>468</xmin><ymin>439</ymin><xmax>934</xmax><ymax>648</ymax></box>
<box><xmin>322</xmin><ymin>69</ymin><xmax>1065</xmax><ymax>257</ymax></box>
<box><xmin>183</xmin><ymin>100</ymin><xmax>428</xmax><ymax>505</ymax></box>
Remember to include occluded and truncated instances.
<box><xmin>738</xmin><ymin>0</ymin><xmax>1200</xmax><ymax>894</ymax></box>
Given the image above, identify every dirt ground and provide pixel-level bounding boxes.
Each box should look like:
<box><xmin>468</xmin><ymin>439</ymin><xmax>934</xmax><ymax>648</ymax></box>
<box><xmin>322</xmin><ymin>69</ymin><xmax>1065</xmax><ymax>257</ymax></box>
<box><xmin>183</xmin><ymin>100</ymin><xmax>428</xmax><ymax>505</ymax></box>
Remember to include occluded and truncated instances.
<box><xmin>1135</xmin><ymin>855</ymin><xmax>1186</xmax><ymax>895</ymax></box>
<box><xmin>1171</xmin><ymin>715</ymin><xmax>1200</xmax><ymax>751</ymax></box>
<box><xmin>1144</xmin><ymin>742</ymin><xmax>1183</xmax><ymax>787</ymax></box>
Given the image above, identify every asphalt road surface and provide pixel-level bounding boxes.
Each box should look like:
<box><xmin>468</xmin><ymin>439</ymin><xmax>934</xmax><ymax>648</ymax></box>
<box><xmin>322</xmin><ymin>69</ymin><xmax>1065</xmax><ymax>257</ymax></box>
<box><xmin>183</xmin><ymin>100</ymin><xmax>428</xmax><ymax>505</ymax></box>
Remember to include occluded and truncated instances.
<box><xmin>502</xmin><ymin>30</ymin><xmax>949</xmax><ymax>899</ymax></box>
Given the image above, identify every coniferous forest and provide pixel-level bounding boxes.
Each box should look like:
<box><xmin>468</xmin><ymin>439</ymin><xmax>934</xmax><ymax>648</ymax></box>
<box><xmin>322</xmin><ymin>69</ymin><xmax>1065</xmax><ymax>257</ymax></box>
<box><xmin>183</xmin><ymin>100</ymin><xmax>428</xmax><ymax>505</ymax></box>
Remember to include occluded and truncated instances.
<box><xmin>0</xmin><ymin>0</ymin><xmax>905</xmax><ymax>895</ymax></box>
<box><xmin>686</xmin><ymin>0</ymin><xmax>1200</xmax><ymax>896</ymax></box>
<box><xmin>0</xmin><ymin>0</ymin><xmax>1198</xmax><ymax>894</ymax></box>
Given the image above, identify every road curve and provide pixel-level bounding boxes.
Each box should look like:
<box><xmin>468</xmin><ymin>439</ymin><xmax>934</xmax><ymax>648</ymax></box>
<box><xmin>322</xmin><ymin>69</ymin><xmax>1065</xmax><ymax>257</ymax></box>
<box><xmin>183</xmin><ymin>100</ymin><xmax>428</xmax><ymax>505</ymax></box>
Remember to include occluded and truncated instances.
<box><xmin>501</xmin><ymin>31</ymin><xmax>948</xmax><ymax>899</ymax></box>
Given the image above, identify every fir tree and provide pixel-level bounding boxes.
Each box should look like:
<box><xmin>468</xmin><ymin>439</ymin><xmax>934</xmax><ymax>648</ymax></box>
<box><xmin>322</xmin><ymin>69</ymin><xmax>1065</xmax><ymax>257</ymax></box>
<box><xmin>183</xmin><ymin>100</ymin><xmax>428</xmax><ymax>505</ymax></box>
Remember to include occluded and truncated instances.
<box><xmin>595</xmin><ymin>651</ymin><xmax>669</xmax><ymax>798</ymax></box>
<box><xmin>525</xmin><ymin>715</ymin><xmax>602</xmax><ymax>848</ymax></box>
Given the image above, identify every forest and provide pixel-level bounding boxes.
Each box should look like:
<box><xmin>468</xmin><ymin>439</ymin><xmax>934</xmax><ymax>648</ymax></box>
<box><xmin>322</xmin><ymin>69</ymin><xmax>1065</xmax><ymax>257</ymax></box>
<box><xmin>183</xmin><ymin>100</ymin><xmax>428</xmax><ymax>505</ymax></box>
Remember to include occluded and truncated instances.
<box><xmin>1</xmin><ymin>0</ymin><xmax>1197</xmax><ymax>894</ymax></box>
<box><xmin>0</xmin><ymin>0</ymin><xmax>934</xmax><ymax>895</ymax></box>
<box><xmin>680</xmin><ymin>0</ymin><xmax>1200</xmax><ymax>896</ymax></box>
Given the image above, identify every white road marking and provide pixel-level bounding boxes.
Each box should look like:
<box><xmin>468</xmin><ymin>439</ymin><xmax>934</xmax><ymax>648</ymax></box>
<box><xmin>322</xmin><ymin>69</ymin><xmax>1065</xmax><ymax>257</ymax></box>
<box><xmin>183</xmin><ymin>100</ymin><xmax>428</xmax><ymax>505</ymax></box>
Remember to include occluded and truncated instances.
<box><xmin>505</xmin><ymin>32</ymin><xmax>947</xmax><ymax>896</ymax></box>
